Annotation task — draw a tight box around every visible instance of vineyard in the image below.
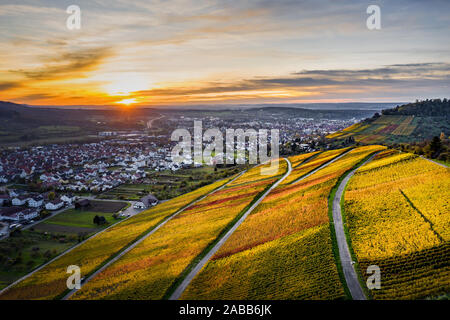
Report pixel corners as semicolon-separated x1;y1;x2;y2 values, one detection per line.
0;177;233;300
181;145;385;300
344;151;450;299
69;160;287;299
287;151;319;168
281;148;350;185
325;112;448;144
0;145;448;301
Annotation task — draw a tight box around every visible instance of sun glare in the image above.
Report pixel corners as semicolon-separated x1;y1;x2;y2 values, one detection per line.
116;98;137;105
104;73;151;96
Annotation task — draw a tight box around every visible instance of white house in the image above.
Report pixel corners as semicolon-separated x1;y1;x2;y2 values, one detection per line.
28;196;44;208
45;198;64;211
134;194;158;209
20;208;39;220
12;195;31;206
0;207;38;221
61;194;76;204
8;189;21;197
40;173;53;182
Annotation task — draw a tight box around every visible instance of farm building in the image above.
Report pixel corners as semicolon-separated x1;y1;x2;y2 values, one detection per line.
75;199;91;210
134;194;158;209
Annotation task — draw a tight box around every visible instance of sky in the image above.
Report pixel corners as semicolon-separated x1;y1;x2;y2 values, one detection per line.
0;0;449;107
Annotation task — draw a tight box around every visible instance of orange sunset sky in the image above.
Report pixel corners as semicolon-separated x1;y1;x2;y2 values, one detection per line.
0;0;449;107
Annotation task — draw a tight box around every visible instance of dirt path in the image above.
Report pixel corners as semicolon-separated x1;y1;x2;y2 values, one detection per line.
331;153;381;300
169;158;292;300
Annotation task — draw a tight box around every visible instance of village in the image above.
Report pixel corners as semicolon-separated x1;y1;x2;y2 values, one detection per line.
0;137;178;234
0;114;355;237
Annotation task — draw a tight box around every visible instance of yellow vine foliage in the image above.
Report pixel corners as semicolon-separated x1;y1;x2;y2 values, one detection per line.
70;161;288;300
181;145;385;300
281;147;350;185
227;158;286;187
0;177;234;300
288;151;319;168
345;153;450;299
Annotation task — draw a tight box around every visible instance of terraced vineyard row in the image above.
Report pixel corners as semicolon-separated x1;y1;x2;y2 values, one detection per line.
326;114;429;144
287;151;319;168
344;150;450;299
281;147;350;185
69;160;287;299
0;176;235;300
181;145;385;300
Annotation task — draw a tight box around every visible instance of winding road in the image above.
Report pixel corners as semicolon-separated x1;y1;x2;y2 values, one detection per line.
331;153;381;300
169;158;293;300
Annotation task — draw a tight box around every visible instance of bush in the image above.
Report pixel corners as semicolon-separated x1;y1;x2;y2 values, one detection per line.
43;250;52;259
438;152;448;161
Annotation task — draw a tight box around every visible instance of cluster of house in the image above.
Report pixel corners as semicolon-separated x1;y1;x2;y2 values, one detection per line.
0;140;184;192
0;189;77;222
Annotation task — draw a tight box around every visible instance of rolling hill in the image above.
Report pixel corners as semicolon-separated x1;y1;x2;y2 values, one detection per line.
326;99;450;145
0;145;448;300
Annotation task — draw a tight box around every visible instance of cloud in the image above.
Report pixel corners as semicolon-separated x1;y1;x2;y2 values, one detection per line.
16;93;59;102
293;63;450;78
11;47;113;81
132;63;450;102
0;81;22;92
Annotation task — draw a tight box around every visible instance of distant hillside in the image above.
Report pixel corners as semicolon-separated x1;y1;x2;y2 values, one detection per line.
0;100;377;146
327;99;450;144
0;101;159;146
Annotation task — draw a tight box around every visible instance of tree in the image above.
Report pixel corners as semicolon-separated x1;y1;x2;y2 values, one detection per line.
48;192;56;201
429;136;442;158
93;215;106;225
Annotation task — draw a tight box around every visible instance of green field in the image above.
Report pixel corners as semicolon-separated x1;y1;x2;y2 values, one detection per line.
0;231;76;290
0;200;127;290
40;210;116;228
32;201;127;236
